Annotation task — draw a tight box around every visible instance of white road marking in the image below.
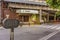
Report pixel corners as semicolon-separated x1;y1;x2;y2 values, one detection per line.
51;25;58;29
56;27;60;30
39;31;59;40
47;26;54;28
40;24;60;30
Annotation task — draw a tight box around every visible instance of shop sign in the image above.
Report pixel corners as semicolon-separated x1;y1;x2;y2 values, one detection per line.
16;9;39;14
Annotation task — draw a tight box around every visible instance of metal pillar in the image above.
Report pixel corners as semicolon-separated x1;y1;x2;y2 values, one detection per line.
0;1;1;24
39;9;42;23
47;14;49;22
1;0;4;24
10;28;14;40
54;14;56;22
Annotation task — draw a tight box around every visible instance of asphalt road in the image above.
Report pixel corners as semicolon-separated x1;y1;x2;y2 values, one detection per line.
48;32;60;40
0;24;60;40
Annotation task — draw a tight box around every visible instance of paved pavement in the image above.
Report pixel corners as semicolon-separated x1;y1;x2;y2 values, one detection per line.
0;24;60;40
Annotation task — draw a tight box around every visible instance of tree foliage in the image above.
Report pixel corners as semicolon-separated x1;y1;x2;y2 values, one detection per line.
46;0;60;17
56;11;60;17
46;0;60;9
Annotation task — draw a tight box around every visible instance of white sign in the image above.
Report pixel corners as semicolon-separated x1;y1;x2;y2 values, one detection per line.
16;9;39;14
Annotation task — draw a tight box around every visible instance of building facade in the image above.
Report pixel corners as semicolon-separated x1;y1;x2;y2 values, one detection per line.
0;0;60;25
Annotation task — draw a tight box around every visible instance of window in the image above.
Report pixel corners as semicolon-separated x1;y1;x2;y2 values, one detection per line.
19;15;29;22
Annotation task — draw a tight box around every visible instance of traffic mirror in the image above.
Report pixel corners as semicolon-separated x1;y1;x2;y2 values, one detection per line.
3;19;19;29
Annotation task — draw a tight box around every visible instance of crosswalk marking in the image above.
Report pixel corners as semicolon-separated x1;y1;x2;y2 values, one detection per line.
56;27;60;30
39;31;59;40
40;24;60;30
51;25;58;29
47;25;55;28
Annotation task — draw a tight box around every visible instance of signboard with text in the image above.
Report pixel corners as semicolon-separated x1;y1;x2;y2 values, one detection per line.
16;9;39;14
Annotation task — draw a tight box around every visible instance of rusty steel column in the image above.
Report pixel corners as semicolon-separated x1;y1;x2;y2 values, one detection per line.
0;0;1;24
0;0;4;23
1;0;4;21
